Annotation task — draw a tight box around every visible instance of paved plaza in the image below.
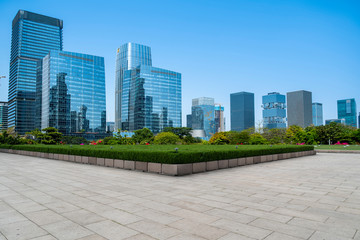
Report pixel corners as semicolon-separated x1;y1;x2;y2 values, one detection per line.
0;152;359;240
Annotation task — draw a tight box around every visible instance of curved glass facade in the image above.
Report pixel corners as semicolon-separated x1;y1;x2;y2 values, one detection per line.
120;65;181;134
115;43;181;133
8;10;63;134
41;50;106;135
115;43;152;129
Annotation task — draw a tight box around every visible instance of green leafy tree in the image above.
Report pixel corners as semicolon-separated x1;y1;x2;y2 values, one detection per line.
154;132;180;145
352;129;360;143
224;131;251;144
209;132;230;145
0;130;20;145
249;133;268;145
162;127;192;139
132;128;153;143
41;127;63;145
262;128;287;144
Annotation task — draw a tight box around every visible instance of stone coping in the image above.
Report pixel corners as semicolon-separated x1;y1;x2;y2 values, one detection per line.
0;148;316;176
316;149;360;154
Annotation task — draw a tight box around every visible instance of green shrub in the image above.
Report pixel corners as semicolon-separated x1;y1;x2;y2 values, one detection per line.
249;133;268;145
225;131;250;144
132;128;153;143
154;132;180;145
0;144;314;164
209;132;230;145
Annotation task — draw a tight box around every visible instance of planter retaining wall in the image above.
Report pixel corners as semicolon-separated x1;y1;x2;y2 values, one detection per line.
0;148;316;176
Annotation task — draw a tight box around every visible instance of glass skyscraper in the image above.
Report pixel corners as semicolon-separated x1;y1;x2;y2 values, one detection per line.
40;50;106;136
337;98;357;128
312;102;323;126
115;43;181;133
8;10;63;134
0;102;8;131
230;92;254;131
262;92;286;129
191;97;216;137
287;90;312;128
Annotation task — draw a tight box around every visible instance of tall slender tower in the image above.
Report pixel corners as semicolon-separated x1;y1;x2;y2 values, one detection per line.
115;43;152;130
115;43;181;133
8;10;63;134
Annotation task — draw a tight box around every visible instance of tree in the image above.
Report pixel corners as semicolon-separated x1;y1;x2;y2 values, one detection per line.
132;128;153;143
41;127;63;145
262;128;287;144
154;132;180;145
209;132;230;145
162;127;192;139
249;133;268;145
225;131;250;144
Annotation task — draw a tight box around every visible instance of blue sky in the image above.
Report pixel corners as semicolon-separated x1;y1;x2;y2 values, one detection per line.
0;0;359;129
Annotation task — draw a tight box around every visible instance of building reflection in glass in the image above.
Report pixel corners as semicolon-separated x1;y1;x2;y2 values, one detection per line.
116;43;181;134
40;50;106;137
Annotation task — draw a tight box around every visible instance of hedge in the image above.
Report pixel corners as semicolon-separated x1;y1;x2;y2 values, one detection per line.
0;144;314;164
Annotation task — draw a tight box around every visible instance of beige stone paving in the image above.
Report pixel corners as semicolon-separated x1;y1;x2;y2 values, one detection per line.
0;152;359;240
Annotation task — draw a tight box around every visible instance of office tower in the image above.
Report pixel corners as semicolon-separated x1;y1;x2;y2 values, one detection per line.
215;104;225;132
0;102;8;131
312;102;323;126
115;43;181;133
191;97;215;137
325;119;345;125
115;43;152;130
186;114;192;128
40;50;106;137
287;90;312;128
337;99;357;128
230;92;254;131
8;10;63;134
262;92;286;129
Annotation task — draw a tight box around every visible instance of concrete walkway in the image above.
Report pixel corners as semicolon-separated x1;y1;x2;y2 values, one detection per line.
0;152;359;240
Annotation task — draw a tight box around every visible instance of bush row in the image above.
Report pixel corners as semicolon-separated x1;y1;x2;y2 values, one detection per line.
0;144;314;164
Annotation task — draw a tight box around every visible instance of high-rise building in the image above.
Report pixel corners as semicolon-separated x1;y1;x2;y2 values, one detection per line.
287;90;312;128
8;10;63;134
186;114;192;128
191;97;215;137
312;102;323;126
325;119;345;125
0;102;8;131
115;43;181;133
230;92;254;131
115;43;152;130
215;104;225;132
39;50;106;137
262;92;286;129
337;99;357;128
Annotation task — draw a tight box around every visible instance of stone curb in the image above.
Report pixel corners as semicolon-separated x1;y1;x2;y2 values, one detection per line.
316;150;360;154
0;149;316;176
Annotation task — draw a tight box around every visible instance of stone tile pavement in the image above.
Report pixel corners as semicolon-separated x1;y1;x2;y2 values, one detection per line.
0;152;359;240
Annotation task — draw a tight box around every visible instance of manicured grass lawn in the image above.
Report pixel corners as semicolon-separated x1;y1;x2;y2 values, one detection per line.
0;144;313;164
315;145;360;151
